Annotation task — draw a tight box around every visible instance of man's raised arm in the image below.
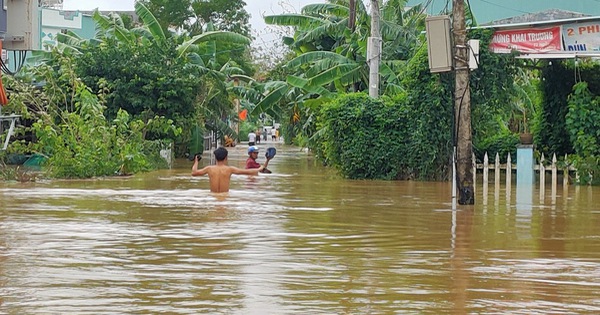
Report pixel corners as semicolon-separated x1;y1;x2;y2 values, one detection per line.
232;165;263;175
191;156;208;176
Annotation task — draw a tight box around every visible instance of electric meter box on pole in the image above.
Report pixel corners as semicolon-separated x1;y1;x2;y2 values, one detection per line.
1;0;7;36
4;0;39;50
425;15;453;73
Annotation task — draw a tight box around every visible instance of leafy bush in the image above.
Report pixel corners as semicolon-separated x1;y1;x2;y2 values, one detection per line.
399;45;453;180
567;82;600;158
3;55;175;178
76;38;201;126
473;130;519;163
566;82;600;185
32;92;152;178
569;155;600;185
317;93;409;180
309;31;526;182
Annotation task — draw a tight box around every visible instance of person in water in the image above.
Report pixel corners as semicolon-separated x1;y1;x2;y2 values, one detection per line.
246;146;272;173
192;147;264;193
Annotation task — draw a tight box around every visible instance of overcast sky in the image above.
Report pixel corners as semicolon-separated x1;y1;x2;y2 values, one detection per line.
248;0;325;47
62;0;326;45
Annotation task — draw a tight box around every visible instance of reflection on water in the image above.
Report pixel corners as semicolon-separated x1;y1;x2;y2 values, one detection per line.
1;144;600;314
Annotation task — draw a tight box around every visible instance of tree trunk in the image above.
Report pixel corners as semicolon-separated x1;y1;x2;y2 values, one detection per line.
452;0;474;205
349;0;356;31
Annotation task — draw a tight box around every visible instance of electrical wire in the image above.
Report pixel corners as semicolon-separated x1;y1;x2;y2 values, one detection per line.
479;0;531;15
1;50;28;76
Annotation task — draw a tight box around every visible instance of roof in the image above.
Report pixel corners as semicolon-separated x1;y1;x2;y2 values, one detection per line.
484;9;591;26
406;0;600;25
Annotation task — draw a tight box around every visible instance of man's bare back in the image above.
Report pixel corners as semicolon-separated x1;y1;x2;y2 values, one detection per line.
192;147;264;193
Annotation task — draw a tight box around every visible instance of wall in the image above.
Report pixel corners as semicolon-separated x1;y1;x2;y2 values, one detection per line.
40;9;83;49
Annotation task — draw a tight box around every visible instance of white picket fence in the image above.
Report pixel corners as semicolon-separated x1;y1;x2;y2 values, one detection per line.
474;152;576;196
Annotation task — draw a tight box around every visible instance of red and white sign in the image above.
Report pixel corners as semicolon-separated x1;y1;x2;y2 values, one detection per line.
562;21;600;52
490;26;562;53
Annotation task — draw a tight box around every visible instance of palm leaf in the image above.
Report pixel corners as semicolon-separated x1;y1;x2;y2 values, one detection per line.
307;63;363;87
53;41;82;55
287;51;356;68
295;18;348;45
265;14;327;28
135;2;167;45
177;31;250;58
287;75;334;97
379;19;405;41
130;27;153;39
93;11;133;44
250;84;289;116
56;32;83;47
263;80;288;91
229;85;262;102
379;62;400;84
205;118;238;140
219;62;246;77
286;75;309;89
189;124;204;156
186;52;206;67
301;3;349;16
229;74;255;84
27;50;53;64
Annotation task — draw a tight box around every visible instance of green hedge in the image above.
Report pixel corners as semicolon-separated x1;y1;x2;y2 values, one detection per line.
317;93;409;180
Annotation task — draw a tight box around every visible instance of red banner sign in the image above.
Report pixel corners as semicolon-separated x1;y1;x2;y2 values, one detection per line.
490;27;562;53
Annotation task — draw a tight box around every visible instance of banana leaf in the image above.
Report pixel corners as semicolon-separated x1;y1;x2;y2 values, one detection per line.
135;2;167;46
189;124;204;157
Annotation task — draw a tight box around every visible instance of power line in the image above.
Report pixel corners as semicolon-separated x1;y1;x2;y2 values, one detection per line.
479;0;532;15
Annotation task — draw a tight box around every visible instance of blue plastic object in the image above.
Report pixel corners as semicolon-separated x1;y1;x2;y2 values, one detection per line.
265;147;276;159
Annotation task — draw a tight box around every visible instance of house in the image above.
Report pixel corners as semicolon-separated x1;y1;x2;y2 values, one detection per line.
40;9;95;50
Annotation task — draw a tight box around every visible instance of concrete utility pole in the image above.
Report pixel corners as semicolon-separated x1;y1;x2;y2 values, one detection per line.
452;0;475;204
368;0;381;98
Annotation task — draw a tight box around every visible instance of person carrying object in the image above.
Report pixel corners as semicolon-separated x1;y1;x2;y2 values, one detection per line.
245;146;272;174
192;147;265;193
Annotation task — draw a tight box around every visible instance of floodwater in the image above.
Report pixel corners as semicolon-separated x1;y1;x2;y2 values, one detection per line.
1;143;599;314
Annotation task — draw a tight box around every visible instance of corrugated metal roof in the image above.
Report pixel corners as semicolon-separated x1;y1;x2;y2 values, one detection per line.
406;0;600;24
483;9;590;26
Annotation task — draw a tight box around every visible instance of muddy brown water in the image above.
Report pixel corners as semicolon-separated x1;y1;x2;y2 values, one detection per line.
1;143;599;314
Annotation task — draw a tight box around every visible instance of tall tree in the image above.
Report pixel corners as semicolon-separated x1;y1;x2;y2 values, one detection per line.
137;0;193;31
138;0;251;38
138;0;254;75
189;0;251;37
264;0;424;97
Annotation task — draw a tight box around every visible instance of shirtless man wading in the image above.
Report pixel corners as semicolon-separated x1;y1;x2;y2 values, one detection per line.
191;147;265;193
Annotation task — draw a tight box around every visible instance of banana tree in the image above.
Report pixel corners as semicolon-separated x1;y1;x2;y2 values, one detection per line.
265;0;418;97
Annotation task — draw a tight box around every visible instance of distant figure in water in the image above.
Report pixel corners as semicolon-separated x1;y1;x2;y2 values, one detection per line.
192;147;264;193
246;146;272;173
